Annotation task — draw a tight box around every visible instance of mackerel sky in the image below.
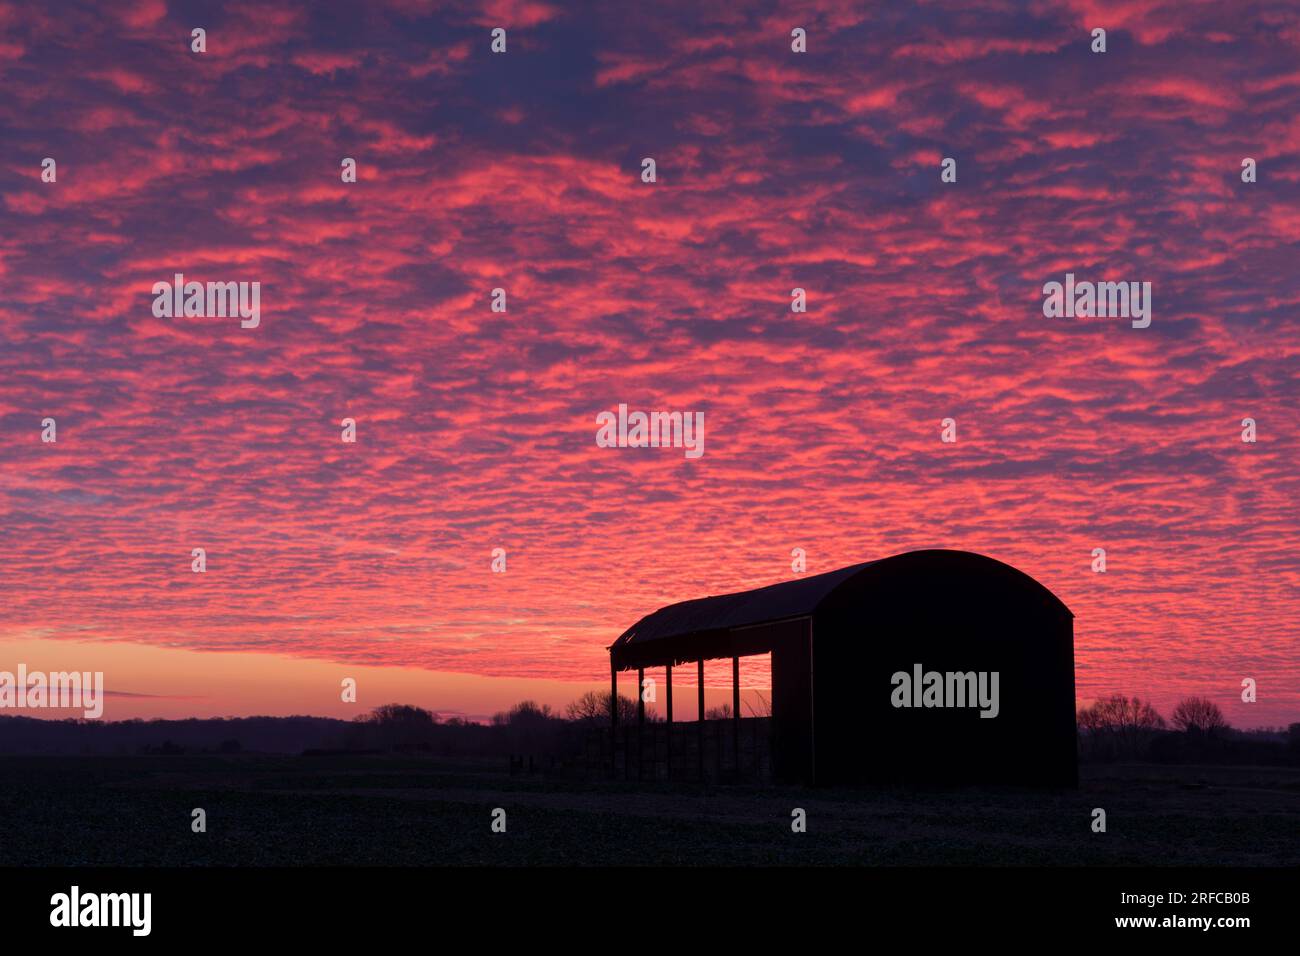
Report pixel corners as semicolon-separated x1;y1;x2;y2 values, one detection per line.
2;0;1297;725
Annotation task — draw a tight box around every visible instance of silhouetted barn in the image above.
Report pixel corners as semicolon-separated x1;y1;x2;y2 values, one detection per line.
609;550;1076;787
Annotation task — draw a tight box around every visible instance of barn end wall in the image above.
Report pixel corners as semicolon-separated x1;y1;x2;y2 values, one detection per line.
810;556;1077;788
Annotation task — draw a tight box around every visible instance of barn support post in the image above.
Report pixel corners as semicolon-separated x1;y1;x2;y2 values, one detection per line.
665;664;673;779
697;658;706;781
732;655;741;775
637;666;645;780
715;720;722;777
609;658;618;777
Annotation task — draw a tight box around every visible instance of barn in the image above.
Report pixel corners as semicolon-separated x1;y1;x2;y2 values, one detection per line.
608;549;1077;787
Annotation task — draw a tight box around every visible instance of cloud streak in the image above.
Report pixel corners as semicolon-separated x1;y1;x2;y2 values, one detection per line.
1;0;1297;726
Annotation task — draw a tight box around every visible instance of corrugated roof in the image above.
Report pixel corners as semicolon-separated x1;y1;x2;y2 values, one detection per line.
609;550;1073;662
613;559;877;647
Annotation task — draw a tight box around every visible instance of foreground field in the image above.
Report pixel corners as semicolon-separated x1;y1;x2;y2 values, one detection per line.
1;756;1296;866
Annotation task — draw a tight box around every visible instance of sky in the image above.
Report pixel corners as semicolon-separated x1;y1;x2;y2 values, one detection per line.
1;0;1297;727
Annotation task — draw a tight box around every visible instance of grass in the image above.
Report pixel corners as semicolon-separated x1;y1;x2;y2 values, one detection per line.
1;755;1296;866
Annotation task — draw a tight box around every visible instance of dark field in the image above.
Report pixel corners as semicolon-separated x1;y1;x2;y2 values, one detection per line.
1;755;1296;866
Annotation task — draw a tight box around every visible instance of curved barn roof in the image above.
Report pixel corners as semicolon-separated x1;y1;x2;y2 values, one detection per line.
609;549;1071;667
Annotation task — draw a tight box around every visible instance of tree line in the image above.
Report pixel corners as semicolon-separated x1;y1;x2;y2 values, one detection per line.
1076;694;1300;764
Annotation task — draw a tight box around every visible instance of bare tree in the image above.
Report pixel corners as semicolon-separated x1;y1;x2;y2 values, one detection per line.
564;691;638;724
354;703;438;751
1077;694;1165;759
490;700;563;754
1171;697;1228;735
491;700;555;727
